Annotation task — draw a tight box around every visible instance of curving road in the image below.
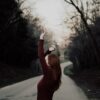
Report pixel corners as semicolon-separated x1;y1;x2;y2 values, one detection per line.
0;62;88;100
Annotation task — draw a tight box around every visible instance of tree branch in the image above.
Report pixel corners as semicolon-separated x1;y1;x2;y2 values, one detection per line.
64;0;100;65
70;0;74;4
64;0;72;4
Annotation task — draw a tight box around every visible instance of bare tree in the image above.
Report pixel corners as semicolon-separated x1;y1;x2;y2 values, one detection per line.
64;0;100;65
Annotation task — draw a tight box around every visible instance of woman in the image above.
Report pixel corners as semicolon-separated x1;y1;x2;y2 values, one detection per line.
37;32;61;100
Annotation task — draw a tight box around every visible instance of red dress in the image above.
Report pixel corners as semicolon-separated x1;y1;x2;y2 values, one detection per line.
37;40;57;100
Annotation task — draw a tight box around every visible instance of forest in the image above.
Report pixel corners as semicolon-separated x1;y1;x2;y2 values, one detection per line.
0;0;100;99
64;0;100;99
0;0;40;87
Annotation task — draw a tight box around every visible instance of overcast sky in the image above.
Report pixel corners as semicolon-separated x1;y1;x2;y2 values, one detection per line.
20;0;94;46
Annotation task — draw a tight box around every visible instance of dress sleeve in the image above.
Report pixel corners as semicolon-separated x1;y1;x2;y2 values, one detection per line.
44;50;51;57
38;40;49;74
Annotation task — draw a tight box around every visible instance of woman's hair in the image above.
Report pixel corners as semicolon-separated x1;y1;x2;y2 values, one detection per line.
48;54;61;91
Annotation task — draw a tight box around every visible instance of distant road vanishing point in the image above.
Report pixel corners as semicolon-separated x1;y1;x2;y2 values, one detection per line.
0;62;88;100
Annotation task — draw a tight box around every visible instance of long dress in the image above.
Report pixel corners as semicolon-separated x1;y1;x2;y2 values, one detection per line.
37;40;57;100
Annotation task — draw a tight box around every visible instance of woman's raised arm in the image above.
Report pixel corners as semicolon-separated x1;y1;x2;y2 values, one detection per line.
38;33;49;75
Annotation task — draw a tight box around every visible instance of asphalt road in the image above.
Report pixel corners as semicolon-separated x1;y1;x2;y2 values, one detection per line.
0;62;88;100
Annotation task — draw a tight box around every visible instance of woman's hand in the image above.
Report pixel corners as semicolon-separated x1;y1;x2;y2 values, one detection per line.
49;45;56;51
40;32;45;40
40;26;47;40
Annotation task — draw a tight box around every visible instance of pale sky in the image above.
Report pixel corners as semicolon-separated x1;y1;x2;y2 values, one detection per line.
20;0;95;46
20;0;75;45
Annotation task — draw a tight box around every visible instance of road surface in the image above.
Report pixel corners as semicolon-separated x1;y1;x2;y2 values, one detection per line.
0;62;88;100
